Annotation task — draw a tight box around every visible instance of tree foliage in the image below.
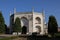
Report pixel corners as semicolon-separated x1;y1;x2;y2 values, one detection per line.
5;24;10;34
48;15;58;34
0;12;5;33
13;17;21;32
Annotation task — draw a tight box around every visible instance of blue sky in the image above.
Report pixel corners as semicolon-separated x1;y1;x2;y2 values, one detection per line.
0;0;60;26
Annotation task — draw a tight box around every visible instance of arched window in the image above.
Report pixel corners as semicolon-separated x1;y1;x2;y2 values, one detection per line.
36;26;41;33
35;17;41;24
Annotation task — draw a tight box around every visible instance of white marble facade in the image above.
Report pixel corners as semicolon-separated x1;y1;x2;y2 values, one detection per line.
10;9;47;35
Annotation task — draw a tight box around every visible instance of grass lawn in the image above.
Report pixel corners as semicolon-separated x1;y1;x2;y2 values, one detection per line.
0;36;19;40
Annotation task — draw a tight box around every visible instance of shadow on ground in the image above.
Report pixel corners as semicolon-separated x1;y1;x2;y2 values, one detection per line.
19;34;60;40
27;35;60;40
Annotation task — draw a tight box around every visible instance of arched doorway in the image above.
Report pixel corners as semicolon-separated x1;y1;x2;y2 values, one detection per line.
22;26;27;34
36;26;41;34
21;17;29;34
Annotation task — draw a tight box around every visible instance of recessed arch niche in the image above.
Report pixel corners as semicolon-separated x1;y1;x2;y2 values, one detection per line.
35;17;41;24
36;26;41;34
21;17;29;34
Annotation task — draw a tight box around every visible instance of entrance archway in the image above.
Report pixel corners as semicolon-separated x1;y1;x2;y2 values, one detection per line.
21;17;29;34
22;26;27;34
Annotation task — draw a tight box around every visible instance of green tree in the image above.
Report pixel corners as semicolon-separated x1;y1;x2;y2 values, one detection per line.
0;12;5;33
5;24;10;34
48;15;58;35
13;17;21;33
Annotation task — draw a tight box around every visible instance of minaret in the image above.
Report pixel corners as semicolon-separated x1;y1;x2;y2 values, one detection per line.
32;7;34;13
32;7;34;33
42;9;44;16
10;11;12;16
42;9;45;19
42;9;45;34
42;9;45;22
14;8;16;14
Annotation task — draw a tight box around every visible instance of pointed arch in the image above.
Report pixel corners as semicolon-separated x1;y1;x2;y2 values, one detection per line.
36;26;41;34
35;17;41;24
21;17;29;33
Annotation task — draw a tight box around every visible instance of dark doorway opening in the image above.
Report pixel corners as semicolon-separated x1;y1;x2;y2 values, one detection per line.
22;26;27;34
